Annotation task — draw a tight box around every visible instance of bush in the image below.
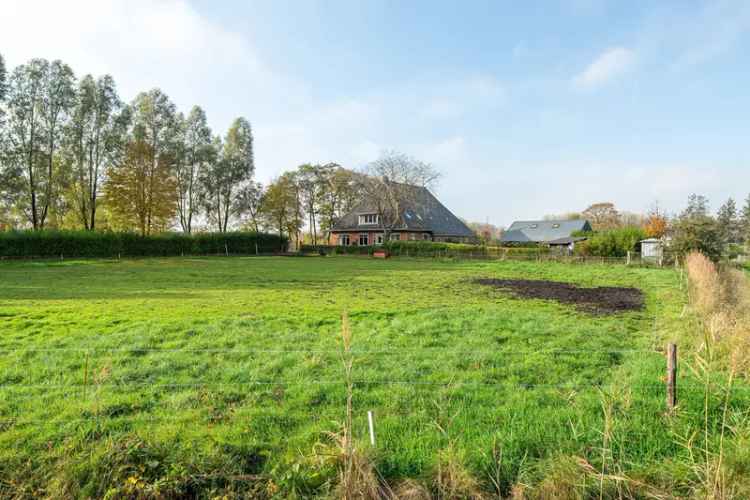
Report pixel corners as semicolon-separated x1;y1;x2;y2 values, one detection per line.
0;230;288;259
574;227;646;257
300;241;548;258
671;215;723;261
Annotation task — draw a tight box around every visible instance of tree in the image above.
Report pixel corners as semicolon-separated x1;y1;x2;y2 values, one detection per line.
581;202;620;230
716;197;740;244
358;151;440;240
233;180;265;233
130;89;179;231
318;166;358;238
65;74;128;230
296;163;336;245
0;52;7;103
672;194;722;261
262;173;300;247
741;194;750;244
681;194;709;218
38;60;76;229
104;139;177;235
175;106;212;233
202;117;254;232
643;202;668;238
4;59;51;229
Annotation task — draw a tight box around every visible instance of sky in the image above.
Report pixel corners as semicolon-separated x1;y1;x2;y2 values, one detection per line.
2;0;750;226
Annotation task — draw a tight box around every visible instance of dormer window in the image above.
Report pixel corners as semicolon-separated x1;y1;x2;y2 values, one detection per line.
359;213;378;225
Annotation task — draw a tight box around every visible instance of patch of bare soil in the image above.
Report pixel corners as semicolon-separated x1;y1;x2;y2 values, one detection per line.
474;278;644;315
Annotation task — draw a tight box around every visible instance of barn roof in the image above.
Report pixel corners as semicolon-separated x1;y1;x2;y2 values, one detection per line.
501;220;592;243
331;183;475;237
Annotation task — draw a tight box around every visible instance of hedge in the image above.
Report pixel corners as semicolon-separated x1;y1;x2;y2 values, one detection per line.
0;230;288;259
573;227;646;257
300;241;548;257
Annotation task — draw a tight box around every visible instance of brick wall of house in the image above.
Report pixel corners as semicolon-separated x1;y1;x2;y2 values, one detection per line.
329;231;432;245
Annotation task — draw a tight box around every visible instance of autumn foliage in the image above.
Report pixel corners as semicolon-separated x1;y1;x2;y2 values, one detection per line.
643;213;668;238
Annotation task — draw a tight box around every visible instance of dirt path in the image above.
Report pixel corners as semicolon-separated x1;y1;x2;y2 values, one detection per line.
475;278;644;315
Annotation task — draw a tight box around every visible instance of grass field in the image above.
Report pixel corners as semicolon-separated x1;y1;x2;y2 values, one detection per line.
0;256;746;498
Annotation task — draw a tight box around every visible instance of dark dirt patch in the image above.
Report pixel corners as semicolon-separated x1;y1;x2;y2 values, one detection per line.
475;278;644;315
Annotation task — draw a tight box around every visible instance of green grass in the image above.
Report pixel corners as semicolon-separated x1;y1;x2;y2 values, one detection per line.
0;256;746;497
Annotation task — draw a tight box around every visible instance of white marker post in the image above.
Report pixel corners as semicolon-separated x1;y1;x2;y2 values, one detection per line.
367;410;375;446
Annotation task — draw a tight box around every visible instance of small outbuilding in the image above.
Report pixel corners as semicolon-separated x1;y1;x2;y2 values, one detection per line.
640;238;663;261
547;236;588;254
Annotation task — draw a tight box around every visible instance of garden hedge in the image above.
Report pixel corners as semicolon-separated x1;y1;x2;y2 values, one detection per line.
0;230;288;258
301;241;548;257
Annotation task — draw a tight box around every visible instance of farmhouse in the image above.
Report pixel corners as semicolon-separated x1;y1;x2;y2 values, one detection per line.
329;183;475;245
501;219;592;246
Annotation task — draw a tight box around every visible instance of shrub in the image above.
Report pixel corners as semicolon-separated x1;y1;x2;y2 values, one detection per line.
671;215;723;261
575;227;646;257
300;241;549;258
0;230;287;258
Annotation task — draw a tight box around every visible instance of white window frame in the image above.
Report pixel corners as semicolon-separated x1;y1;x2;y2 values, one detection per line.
359;233;369;246
389;233;400;241
375;233;384;245
358;213;378;225
339;234;350;246
422;233;431;240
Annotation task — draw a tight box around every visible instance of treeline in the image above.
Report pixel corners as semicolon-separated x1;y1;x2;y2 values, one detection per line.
568;195;750;260
0;54;250;234
0;53;374;244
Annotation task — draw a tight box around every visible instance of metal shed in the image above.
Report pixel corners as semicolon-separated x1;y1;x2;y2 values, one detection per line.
640;238;663;260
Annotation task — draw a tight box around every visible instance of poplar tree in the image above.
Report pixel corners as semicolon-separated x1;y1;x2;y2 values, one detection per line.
66;74;129;230
175;106;212;233
202;117;254;232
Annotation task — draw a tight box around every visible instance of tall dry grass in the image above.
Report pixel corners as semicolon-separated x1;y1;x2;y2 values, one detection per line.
684;251;750;372
682;252;750;498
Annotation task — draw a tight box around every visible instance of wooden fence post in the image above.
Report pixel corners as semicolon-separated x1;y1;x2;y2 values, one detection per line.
626;251;631;266
666;343;677;411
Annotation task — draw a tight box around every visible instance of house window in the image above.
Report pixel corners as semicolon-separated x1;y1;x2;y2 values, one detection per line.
389;233;400;241
359;233;369;246
375;234;384;245
409;233;417;240
358;213;378;225
422;233;431;241
339;234;350;246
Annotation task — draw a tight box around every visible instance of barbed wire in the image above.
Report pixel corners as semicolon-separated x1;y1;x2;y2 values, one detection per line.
0;379;744;391
1;383;744;428
0;346;663;355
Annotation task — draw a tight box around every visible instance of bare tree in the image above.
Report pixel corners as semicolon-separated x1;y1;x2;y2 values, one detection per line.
358;151;440;239
582;202;621;230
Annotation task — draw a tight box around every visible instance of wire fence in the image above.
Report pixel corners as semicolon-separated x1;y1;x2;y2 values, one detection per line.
2;343;745;435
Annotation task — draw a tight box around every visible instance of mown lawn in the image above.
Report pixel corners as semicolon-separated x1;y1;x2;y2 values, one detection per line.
0;256;743;497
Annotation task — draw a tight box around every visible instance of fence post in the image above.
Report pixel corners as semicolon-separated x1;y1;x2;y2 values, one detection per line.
666;343;677;411
626;251;631;266
367;410;376;446
225;243;229;257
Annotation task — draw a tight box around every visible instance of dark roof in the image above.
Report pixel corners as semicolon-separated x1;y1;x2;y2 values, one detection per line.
501;220;592;243
331;183;474;237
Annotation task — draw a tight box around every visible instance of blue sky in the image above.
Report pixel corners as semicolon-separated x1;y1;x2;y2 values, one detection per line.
3;0;750;225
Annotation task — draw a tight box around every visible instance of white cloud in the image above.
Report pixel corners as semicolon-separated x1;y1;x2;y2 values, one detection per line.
572;47;636;89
